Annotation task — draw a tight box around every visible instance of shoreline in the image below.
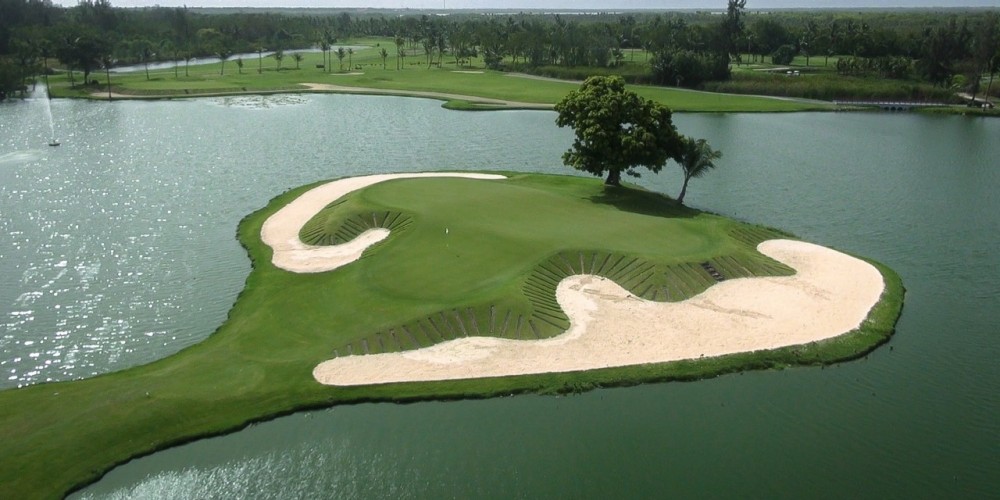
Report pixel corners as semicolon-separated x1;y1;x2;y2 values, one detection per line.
259;173;886;387
87;82;555;109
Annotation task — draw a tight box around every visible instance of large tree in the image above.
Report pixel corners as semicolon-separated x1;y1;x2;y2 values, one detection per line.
554;76;683;187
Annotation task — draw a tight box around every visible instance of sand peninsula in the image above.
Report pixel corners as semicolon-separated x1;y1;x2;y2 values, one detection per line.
260;172;887;387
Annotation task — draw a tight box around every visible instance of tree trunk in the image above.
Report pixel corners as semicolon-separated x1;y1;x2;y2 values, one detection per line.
677;176;691;205
970;68;979;106
106;67;112;101
605;169;622;186
985;70;995;107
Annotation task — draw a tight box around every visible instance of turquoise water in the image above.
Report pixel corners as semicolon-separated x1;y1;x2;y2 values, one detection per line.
2;95;997;498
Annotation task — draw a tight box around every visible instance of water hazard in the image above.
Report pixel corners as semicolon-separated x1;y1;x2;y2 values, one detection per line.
0;93;568;388
2;95;998;498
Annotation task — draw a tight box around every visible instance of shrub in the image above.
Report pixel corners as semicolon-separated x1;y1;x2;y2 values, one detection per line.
651;50;729;88
771;45;796;65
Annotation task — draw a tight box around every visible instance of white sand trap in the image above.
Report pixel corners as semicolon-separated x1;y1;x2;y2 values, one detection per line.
452;70;485;74
261;173;506;273
260;172;885;386
330;72;364;76
312;239;885;386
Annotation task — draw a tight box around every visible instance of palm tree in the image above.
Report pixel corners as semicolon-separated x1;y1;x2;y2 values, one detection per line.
272;49;284;71
319;39;331;70
336;47;346;71
436;34;447;68
133;39;153;80
102;54;114;100
217;48;232;76
347;47;354;70
235;57;243;74
323;29;336;73
292;52;304;69
380;47;388;69
422;36;434;67
676;137;723;205
159;39;178;78
394;35;405;70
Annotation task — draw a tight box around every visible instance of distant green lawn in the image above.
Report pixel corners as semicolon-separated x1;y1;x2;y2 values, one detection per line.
0;173;902;499
48;38;833;112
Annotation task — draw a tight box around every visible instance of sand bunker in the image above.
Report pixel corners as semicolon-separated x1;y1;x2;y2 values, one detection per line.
260;173;885;386
312;239;884;385
261;173;506;273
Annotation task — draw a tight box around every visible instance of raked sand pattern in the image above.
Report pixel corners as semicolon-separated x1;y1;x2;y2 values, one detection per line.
260;173;885;386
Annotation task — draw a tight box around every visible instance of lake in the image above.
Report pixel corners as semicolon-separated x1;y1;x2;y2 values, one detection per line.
1;93;997;498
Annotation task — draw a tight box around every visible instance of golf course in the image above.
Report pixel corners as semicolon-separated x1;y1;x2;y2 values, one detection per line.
0;171;903;499
48;37;836;113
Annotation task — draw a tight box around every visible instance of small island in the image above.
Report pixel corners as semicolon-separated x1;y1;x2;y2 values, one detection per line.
0;169;904;499
265;172;894;387
0;74;903;500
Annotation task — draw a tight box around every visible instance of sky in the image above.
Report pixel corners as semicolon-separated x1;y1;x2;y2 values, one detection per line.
49;0;1000;9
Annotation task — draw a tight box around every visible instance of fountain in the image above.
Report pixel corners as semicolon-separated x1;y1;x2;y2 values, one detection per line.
39;77;59;146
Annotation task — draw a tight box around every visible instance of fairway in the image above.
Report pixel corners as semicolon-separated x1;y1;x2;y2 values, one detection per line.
0;172;902;499
47;38;834;113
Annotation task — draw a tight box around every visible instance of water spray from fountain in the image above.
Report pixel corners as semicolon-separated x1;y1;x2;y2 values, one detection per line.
40;73;59;146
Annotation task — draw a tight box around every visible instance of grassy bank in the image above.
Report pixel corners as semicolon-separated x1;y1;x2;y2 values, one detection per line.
45;38;830;113
40;37;994;115
0;173;903;499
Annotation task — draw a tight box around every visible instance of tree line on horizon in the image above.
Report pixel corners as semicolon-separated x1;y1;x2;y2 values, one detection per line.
1;0;998;102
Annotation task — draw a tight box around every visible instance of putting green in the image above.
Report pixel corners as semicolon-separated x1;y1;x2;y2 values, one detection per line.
0;172;903;499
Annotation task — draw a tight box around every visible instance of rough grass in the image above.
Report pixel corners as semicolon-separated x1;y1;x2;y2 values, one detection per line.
0;172;903;499
707;70;957;103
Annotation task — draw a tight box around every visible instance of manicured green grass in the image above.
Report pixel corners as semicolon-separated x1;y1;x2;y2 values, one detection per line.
46;37;832;113
0;172;902;499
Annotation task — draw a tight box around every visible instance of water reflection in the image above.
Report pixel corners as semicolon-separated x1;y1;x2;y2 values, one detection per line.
0;94;568;388
5;96;999;498
210;94;309;109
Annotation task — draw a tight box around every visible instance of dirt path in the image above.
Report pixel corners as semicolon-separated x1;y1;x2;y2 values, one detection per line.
299;82;552;109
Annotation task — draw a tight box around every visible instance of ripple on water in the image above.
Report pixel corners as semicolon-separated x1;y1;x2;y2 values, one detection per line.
210;94;309;109
77;437;424;500
0;150;42;165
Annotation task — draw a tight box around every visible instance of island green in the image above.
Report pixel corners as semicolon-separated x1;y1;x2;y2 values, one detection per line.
0;173;902;499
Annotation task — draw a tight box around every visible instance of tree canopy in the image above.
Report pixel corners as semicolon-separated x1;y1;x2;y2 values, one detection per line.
554;75;683;186
0;1;996;99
